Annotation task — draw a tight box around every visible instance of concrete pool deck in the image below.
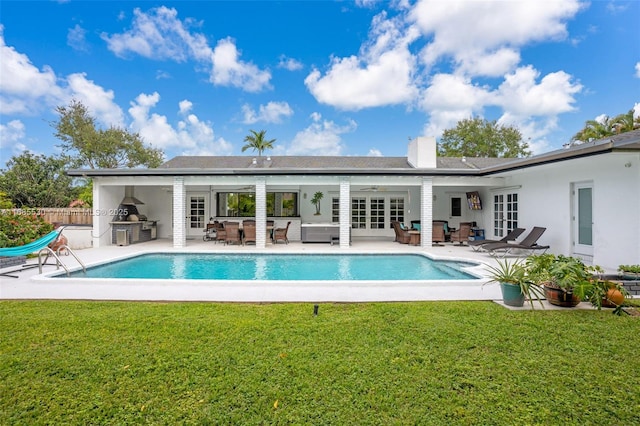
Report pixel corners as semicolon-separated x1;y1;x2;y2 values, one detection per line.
0;238;598;308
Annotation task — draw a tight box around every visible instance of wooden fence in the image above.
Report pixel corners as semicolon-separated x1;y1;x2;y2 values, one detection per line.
1;208;93;225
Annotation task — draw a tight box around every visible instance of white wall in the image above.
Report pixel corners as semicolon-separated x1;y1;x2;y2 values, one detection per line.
499;152;640;271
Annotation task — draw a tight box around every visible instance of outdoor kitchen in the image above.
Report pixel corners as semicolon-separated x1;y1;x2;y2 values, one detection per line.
110;186;158;246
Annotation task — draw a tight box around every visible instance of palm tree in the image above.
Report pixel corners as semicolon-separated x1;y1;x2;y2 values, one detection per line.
612;109;640;134
571;117;615;143
241;129;275;157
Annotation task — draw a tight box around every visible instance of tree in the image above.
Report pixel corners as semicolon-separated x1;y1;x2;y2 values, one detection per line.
241;129;275;157
438;118;531;158
571;108;640;144
52;99;164;169
0;152;78;207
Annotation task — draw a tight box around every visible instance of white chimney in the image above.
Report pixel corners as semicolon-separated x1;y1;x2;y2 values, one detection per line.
407;136;437;168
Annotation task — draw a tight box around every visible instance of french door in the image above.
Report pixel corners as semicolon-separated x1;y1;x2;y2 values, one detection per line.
492;192;518;238
186;192;210;238
572;182;593;257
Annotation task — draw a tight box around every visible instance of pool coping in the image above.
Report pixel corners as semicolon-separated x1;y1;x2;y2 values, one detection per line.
11;246;499;302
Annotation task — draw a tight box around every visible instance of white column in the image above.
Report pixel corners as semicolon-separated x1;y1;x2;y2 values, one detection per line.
339;177;351;249
172;176;186;248
255;177;267;248
92;180;103;248
421;177;433;248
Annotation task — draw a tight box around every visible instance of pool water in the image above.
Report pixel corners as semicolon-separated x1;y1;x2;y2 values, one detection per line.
66;253;478;281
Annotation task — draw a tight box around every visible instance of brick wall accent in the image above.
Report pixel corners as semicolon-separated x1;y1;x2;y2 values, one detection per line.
255;177;267;248
420;177;433;248
172;177;185;248
339;177;351;248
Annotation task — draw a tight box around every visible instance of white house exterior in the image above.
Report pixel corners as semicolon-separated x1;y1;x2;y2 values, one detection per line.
68;130;640;272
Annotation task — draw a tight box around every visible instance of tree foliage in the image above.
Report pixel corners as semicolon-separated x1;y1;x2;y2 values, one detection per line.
0;152;78;207
52;100;164;169
571;108;640;143
438;117;531;158
241;129;275;157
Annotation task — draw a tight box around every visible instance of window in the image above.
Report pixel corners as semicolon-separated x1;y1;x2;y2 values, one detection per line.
216;192;298;217
351;197;366;229
451;197;462;217
370;198;385;229
390;197;404;227
332;197;339;223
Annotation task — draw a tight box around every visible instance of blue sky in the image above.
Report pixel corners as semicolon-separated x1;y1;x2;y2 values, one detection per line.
1;0;639;164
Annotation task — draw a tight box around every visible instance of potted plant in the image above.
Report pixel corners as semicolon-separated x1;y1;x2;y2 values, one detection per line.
311;191;324;216
484;259;544;308
526;254;599;307
584;278;628;312
618;264;640;280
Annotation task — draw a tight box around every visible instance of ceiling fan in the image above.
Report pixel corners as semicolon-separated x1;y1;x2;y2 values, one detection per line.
360;186;387;192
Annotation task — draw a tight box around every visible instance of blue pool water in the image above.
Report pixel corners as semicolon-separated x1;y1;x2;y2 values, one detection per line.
65;253;478;281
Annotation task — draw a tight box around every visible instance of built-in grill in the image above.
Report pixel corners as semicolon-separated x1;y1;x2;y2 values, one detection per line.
111;186;158;245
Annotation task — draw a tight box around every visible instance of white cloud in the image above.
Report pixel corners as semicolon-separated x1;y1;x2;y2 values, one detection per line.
411;0;583;76
635;62;640;78
67;24;89;52
128;92;232;156
178;99;192;114
102;6;211;62
102;7;271;92
66;73;125;127
210;37;272;92
277;55;303;71
367;148;383;157
0;119;25;150
0;26;64;115
305;12;419;110
495;66;582;116
287;113;357;155
241;101;293;124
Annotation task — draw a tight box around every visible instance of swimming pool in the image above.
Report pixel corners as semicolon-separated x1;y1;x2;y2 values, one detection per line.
64;253;478;281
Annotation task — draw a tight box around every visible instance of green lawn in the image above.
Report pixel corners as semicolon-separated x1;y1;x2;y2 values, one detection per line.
1;301;639;425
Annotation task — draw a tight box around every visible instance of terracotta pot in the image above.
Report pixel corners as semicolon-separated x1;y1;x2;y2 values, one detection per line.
544;284;581;307
602;288;625;308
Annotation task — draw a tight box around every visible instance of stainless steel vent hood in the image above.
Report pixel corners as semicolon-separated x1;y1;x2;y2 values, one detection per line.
120;186;144;205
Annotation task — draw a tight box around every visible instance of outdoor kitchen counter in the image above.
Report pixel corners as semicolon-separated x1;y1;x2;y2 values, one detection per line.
110;221;158;245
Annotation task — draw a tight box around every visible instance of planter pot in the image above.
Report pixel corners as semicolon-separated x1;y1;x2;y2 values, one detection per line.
620;272;640;280
500;282;525;307
602;288;625;308
544;284;581;307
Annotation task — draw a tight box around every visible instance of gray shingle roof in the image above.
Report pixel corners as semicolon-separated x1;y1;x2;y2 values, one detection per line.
158;155;513;170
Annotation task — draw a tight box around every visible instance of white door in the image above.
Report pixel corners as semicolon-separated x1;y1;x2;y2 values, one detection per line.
186;192;210;238
572;182;593;257
492;192;519;239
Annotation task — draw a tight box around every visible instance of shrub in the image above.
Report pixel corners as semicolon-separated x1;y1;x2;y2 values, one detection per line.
0;211;54;248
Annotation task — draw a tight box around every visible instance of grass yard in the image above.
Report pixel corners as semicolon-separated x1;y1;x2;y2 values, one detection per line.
1;300;639;425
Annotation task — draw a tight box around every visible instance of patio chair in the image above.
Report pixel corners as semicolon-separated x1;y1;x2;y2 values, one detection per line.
468;227;526;252
203;222;217;241
484;227;549;257
273;221;291;244
432;221;446;246
214;222;227;244
450;222;472;245
391;221;411;244
224;222;242;245
267;220;275;242
242;221;256;245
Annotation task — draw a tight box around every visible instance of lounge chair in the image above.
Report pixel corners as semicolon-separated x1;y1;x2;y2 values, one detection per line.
224;222;242;245
484;226;549;257
391;221;411;244
450;222;472;245
432;221;446;246
273;221;291;244
242;221;256;245
468;227;526;252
